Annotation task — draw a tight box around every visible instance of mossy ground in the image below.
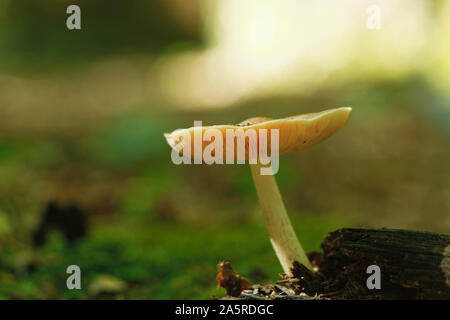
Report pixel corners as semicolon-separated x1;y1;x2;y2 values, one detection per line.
0;214;346;299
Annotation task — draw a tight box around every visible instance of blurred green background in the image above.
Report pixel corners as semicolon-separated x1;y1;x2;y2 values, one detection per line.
0;0;449;299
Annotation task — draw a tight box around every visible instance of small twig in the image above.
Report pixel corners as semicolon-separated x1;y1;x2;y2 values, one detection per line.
240;292;266;300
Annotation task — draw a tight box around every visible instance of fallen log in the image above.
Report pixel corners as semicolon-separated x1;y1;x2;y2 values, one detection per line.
314;228;450;299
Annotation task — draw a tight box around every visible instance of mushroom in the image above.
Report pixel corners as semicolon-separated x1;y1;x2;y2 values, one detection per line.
164;107;352;275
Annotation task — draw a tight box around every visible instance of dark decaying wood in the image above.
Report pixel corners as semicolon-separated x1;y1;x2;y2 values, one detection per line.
314;228;450;299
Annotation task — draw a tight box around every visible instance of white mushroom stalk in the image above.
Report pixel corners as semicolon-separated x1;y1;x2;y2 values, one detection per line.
250;163;313;274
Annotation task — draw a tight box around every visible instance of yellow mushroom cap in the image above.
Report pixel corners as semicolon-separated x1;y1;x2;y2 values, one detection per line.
164;107;351;162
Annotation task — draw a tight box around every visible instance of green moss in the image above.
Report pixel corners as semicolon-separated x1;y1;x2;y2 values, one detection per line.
0;214;347;299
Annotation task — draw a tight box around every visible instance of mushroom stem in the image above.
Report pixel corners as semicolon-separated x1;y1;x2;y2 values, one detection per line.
250;163;313;275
